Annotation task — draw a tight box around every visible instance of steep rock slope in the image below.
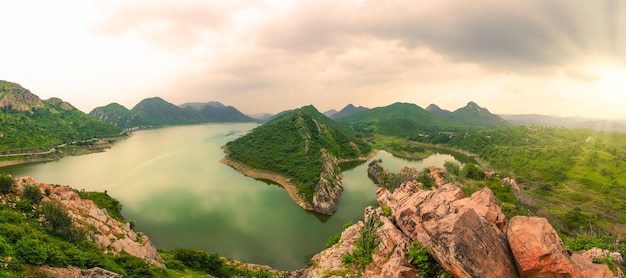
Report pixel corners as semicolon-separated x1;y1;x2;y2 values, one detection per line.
224;105;372;215
15;177;164;266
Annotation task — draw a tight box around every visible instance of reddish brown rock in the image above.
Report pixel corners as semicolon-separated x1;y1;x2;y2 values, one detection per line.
378;183;518;278
507;216;621;278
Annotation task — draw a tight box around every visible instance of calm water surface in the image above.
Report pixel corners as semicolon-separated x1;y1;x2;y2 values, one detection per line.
2;123;460;270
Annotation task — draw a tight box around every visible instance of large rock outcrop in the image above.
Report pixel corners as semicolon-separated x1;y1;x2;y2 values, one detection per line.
16;177;164;267
507;216;623;278
312;150;344;215
298;164;624;278
377;182;517;277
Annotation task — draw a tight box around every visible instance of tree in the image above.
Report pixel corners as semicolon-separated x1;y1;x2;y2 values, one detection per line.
0;174;14;194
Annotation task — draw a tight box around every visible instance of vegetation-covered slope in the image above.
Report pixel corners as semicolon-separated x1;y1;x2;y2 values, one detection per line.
225;105;372;202
337;102;454;136
89;103;149;129
414;126;626;234
446;101;511;129
0;81;120;151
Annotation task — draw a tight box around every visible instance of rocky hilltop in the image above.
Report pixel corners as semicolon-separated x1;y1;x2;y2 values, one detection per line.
296;166;624;277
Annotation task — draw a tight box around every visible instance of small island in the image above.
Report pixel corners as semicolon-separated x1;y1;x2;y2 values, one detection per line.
222;105;373;215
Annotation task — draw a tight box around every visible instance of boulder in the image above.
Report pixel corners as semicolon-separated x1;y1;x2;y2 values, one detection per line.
378;183;519;277
507;216;621;278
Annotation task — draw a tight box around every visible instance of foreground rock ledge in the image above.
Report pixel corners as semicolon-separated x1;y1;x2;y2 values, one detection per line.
296;168;625;278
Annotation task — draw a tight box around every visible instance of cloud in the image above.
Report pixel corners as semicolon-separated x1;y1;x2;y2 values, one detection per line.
87;0;626;117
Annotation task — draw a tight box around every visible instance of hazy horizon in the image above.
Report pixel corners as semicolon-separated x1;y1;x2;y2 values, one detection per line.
1;0;625;118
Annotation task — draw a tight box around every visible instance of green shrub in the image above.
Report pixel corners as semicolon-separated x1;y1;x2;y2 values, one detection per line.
15;238;50;266
15;199;34;213
406;241;448;277
341;216;380;270
22;185;43;203
171;248;225;276
381;206;392;217
463;163;485;180
42;202;82;243
0;174;14;195
77;191;125;222
0;236;12;257
326;233;341;248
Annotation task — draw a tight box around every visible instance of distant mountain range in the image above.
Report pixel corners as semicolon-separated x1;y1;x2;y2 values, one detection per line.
90;98;255;129
499;114;626;133
337;101;510;136
330;104;369;119
0;80;120;150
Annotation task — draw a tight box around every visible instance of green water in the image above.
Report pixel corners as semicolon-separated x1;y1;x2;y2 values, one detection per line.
1;123;461;270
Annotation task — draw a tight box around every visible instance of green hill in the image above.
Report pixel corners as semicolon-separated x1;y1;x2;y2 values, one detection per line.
185;102;256;122
225;105;372;214
330;104;368;119
90;99;255;128
446;102;511;129
0;80;120;151
89;103;149;129
337;102;453;136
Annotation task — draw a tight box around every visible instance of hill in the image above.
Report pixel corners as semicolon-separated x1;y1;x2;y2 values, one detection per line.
500;114;626;133
223;105;373;215
446;101;511;129
90;99;255;128
89;103;149;129
337;102;452;136
425;104;453;118
330;104;368;119
0;80;120;151
182;102;256;122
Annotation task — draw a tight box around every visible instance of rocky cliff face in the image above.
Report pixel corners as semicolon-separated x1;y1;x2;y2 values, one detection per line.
312;150;344;215
15;177;164;267
0;80;45;111
297;166;624;278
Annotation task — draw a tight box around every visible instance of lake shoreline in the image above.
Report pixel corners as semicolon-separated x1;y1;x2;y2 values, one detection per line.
220;157;315;211
220;149;379;212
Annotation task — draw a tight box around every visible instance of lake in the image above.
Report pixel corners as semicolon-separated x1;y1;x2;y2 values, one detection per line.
1;123;462;270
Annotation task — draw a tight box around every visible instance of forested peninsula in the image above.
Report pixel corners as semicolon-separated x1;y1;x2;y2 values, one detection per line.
223;105;373;215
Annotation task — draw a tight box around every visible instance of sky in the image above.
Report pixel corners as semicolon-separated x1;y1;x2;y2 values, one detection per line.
1;0;625;119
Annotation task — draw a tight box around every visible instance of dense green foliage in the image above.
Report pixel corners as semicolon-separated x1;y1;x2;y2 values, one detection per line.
226;105;372;202
0;174;14;194
338;102;509;138
0;81;120;151
160;248;280;277
406;241;449;278
77;190;125;222
89;98;255;129
42;202;82;243
342;216;381;270
22;184;43;203
419;126;626;233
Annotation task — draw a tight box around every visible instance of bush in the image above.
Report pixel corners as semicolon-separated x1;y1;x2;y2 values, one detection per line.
406;241;448;277
326;233;341;248
341;216;380;270
171;248;225;276
463;163;485;180
42;202;82;243
0;174;14;194
381;206;392;217
15;199;34;212
22;185;43;203
15;238;50;266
